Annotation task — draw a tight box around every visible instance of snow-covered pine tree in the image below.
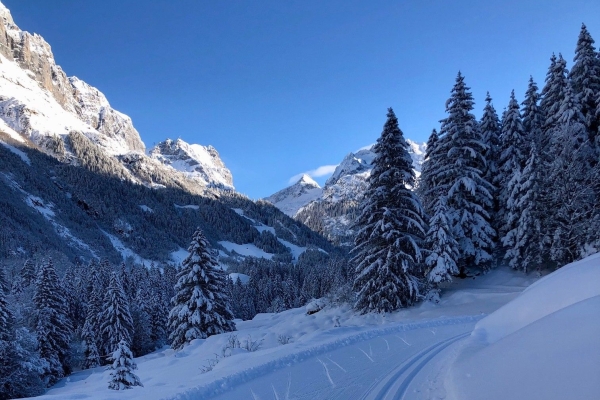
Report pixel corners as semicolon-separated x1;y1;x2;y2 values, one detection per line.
107;339;142;390
540;54;569;152
352;108;427;313
431;73;495;274
20;259;37;288
81;324;101;370
418;129;440;216
570;24;600;142
548;82;597;266
131;287;153;357
99;272;133;360
503;143;544;272
522;77;544;151
479;92;502;254
424;196;459;285
498;90;527;239
168;228;236;350
0;270;12;341
33;258;73;385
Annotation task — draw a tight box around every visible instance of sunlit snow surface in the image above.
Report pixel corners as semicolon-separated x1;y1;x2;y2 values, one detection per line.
38;257;600;399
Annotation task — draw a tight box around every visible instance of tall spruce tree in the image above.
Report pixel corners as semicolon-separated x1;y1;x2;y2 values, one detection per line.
352;108;427;313
570;24;600;142
418;129;440;217
498;90;527;239
503;144;544;272
168;228;236;350
99;272;133;359
430;73;495;274
548;82;597;265
424;196;459;285
540;54;569;151
33;259;72;385
522;77;544;151
479;92;502;253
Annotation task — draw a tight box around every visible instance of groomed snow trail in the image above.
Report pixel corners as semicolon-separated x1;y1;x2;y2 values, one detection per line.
200;320;475;400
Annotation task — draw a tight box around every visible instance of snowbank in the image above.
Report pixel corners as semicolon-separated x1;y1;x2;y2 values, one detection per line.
448;253;600;400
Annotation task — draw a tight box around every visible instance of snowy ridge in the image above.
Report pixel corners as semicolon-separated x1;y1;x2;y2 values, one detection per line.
149;138;234;190
0;1;235;193
264;174;323;217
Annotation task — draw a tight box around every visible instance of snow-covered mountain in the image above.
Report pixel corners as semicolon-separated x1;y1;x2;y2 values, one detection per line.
0;1;232;192
149;138;234;190
0;0;334;266
267;139;426;244
264;174;323;217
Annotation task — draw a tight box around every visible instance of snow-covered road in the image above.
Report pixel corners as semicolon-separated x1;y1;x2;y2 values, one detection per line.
208;321;475;400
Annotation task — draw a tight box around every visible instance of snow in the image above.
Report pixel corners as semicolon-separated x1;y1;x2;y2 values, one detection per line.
0;54;131;155
277;238;307;261
102;230;154;266
25;194;55;218
0;117;25;142
170;248;189;265
218;241;274;260
228;272;250;284
138;205;153;213
470;251;600;344
33;266;541;400
264;174;323;217
174;204;199;210
0;140;30;164
149;139;234;190
447;253;600;400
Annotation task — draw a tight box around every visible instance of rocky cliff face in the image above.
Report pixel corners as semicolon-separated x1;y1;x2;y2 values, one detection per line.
0;1;235;193
0;1;144;154
149;138;234;190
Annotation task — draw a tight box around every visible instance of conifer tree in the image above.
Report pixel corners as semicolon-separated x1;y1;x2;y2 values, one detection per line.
107;339;142;390
498;90;527;238
548;82;597;265
479;93;502;248
0;270;12;341
570;24;600;142
81;324;101;370
20;259;37;288
540;54;569;150
33;258;72;385
522;77;544;151
418;129;440;216
352;108;427;313
424;196;459;285
99;272;133;359
431;73;495;273
503;144;544;272
169;228;236;350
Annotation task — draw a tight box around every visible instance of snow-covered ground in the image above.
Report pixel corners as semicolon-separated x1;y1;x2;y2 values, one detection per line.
33;254;599;400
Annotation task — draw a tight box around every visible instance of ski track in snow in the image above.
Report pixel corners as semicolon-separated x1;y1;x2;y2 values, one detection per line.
192;317;479;400
361;332;469;400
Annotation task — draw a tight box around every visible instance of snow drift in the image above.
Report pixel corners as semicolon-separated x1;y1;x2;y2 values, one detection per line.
448;252;600;400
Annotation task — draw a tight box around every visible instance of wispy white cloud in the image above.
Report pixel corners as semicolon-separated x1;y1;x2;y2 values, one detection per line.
356;143;375;152
288;164;338;184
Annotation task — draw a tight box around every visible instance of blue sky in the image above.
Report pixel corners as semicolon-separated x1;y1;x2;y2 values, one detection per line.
4;0;600;198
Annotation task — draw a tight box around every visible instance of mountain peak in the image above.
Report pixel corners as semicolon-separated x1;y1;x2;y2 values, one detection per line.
297;174;320;188
149;138;234;190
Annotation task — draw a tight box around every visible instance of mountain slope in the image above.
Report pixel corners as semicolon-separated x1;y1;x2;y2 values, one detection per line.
264;174;323;217
0;0;337;269
267;139;426;244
